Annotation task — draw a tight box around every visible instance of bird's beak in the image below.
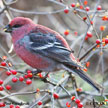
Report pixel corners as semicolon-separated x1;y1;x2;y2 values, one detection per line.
3;24;12;33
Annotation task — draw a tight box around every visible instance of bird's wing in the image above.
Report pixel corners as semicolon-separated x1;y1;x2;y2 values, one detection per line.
24;28;81;68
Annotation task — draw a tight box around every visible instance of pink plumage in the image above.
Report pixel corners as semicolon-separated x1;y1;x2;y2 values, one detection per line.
4;17;102;91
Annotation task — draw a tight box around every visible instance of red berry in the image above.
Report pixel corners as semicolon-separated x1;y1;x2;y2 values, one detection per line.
84;0;88;5
87;32;92;38
78;103;83;108
85;7;90;11
66;102;69;106
100;26;105;31
37;101;42;105
11;70;17;75
27;70;32;74
78;88;82;92
24;74;28;79
2;102;5;107
66;102;71;107
71;96;75;100
2;56;7;60
80;5;83;9
26;79;32;85
97;5;101;10
53;93;59;99
85;36;88;40
0;102;5;107
1;62;6;66
71;3;75;7
64;9;69;14
6;71;11;76
38;73;43;78
96;39;101;44
6;85;11;90
15;105;20;108
36;88;40;92
0;86;4;91
19;76;24;82
83;17;87;21
102;16;108;21
76;88;83;92
105;38;108;44
75;99;80;104
10;104;14;108
12;77;18;83
27;73;33;78
105;99;108;102
74;31;78;36
90;21;93;25
0;80;3;85
86;62;90;67
64;30;69;36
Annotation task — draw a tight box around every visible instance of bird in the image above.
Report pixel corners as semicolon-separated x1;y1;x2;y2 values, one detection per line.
4;17;102;92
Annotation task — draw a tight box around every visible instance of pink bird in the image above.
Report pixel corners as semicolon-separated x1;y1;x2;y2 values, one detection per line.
4;17;102;91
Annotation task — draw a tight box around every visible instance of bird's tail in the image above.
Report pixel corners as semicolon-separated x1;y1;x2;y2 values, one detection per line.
73;68;103;92
64;65;103;92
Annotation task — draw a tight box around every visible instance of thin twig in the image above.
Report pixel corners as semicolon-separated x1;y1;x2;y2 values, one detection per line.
79;43;97;61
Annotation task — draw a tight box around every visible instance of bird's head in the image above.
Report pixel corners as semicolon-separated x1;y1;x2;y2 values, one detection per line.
3;17;34;33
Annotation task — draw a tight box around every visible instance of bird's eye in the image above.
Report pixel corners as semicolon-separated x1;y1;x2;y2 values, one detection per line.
13;24;22;28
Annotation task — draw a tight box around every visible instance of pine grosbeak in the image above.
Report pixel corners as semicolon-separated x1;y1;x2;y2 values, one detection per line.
4;17;102;91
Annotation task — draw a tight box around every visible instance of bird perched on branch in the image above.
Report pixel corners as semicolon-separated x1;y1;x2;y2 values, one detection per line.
4;17;102;92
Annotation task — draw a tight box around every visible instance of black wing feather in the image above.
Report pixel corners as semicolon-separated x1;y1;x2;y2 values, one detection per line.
25;31;80;68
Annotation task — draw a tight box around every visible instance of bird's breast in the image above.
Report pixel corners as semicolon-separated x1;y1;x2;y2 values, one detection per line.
13;42;57;71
